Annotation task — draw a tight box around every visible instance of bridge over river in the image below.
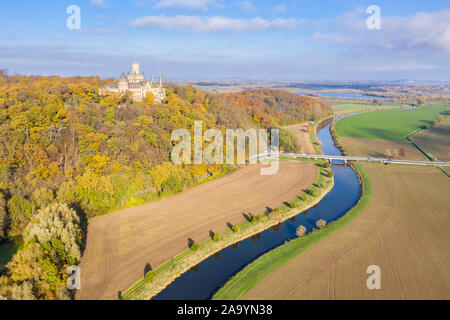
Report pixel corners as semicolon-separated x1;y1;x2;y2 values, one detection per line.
253;153;450;167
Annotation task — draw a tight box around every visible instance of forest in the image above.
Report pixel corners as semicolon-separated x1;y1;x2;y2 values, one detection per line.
0;70;330;299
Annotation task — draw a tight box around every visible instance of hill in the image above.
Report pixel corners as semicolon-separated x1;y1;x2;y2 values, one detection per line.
0;73;330;299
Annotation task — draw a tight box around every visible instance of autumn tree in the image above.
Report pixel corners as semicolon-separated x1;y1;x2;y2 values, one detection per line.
0;193;7;240
296;225;307;237
316;219;327;229
145;92;155;105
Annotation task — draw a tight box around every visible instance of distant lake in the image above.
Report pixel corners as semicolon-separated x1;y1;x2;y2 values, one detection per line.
295;91;384;99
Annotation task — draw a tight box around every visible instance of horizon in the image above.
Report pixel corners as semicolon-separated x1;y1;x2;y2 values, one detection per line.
1;0;450;81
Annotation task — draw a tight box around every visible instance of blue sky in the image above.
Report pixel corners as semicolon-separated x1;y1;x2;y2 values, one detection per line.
1;0;449;80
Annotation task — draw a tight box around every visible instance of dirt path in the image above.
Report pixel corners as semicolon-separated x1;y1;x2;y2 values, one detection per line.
284;122;316;154
76;161;317;300
243;164;450;299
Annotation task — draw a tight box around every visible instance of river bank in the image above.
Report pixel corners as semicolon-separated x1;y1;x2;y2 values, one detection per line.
122;159;334;300
212;116;369;300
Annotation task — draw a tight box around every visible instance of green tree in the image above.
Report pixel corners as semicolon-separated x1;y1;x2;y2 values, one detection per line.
7;195;33;233
279;128;302;153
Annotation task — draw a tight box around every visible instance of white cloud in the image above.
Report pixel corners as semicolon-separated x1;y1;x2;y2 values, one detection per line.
274;4;286;13
130;15;301;32
381;10;450;53
334;8;450;54
155;0;220;11
91;0;108;8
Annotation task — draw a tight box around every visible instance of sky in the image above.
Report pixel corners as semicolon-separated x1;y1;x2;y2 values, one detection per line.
0;0;449;81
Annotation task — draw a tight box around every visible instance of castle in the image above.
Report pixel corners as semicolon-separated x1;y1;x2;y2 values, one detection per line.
100;62;166;102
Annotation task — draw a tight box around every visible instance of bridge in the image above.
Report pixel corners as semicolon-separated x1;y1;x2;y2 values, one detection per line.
251;153;450;167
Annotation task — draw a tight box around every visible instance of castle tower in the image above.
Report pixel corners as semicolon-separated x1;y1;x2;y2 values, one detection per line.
118;73;127;90
132;62;140;75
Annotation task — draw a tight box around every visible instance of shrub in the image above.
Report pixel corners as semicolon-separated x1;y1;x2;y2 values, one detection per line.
212;233;220;242
308;188;319;197
279;128;302;153
256;214;263;222
316;219;327;229
190;241;199;251
288;201;296;208
322;162;330;168
249;214;257;223
145;271;154;282
327;170;333;178
296;225;307;237
231;225;239;233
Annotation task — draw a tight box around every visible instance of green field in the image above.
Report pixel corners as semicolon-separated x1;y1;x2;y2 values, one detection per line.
335;105;450;142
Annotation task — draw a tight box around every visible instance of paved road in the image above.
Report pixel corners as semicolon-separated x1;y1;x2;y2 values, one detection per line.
252;152;450;167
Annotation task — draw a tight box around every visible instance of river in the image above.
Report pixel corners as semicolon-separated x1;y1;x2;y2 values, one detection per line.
153;117;361;300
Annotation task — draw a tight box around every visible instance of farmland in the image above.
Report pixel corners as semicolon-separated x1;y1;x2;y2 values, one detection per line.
413;116;450;161
335;105;449;141
330;103;402;113
214;107;450;300
340;137;424;160
224;164;450;300
76;161;318;300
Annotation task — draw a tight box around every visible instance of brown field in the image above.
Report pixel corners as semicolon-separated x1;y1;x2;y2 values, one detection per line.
285;122;315;154
413;117;450;162
341;137;425;160
244;164;450;299
77;161;317;300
